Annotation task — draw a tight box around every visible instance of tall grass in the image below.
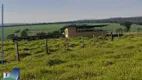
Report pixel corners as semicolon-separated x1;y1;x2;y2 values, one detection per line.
0;34;142;80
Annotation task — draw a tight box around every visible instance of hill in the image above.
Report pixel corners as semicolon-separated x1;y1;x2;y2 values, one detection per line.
75;16;142;24
1;16;142;27
0;34;142;80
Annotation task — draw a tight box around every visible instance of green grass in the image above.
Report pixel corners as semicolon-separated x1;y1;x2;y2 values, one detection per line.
0;24;67;39
0;23;142;39
0;34;142;80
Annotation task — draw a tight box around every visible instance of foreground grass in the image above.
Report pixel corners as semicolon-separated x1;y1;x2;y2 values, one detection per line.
0;34;142;80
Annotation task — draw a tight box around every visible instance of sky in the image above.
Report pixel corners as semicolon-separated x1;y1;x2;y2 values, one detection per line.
0;0;142;23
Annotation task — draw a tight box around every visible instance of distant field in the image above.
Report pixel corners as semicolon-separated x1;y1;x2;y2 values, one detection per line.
0;24;67;39
0;23;142;39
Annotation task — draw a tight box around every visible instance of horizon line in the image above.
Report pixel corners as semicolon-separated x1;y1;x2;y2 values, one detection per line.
1;16;142;25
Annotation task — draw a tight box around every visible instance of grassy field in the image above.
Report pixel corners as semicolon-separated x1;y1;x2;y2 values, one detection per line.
0;24;67;39
0;34;142;80
0;23;142;39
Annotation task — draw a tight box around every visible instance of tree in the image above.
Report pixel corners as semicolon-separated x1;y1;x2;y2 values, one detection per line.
116;28;123;34
24;28;29;31
7;34;16;40
14;30;20;33
21;30;28;37
51;30;62;38
120;21;132;32
137;28;142;32
36;32;46;39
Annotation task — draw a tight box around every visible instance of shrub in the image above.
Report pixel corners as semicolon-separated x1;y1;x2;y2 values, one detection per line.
137;28;142;32
7;34;16;40
36;32;46;39
14;30;20;33
116;28;123;34
21;30;28;37
24;28;29;31
120;21;132;32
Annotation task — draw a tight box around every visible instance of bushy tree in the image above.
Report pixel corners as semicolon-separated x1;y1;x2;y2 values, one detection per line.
36;32;46;39
24;28;29;31
21;30;28;37
49;30;62;38
137;28;142;32
120;21;132;32
7;34;16;40
116;28;123;34
14;30;20;33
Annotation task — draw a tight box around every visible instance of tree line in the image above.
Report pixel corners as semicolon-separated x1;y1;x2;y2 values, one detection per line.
1;16;142;27
6;21;142;41
7;29;64;41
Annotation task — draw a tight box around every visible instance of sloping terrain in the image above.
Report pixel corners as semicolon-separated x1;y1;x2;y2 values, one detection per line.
0;34;142;80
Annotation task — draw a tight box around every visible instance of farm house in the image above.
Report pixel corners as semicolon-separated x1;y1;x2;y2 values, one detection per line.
63;24;108;38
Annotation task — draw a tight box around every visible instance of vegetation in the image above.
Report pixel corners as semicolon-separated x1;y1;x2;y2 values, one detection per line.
2;24;66;40
6;34;16;40
20;30;28;38
14;30;20;33
24;28;29;32
116;28;123;34
120;21;132;32
36;32;46;39
137;28;142;32
0;23;141;40
0;34;142;80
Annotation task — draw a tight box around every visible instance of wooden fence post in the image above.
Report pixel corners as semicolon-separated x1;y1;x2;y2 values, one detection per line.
102;31;104;40
93;35;95;45
65;38;69;49
45;39;49;54
118;32;120;38
29;41;31;53
15;40;20;61
111;32;114;41
81;36;84;48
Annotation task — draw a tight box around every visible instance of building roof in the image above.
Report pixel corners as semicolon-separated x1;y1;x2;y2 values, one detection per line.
61;24;108;30
59;24;108;33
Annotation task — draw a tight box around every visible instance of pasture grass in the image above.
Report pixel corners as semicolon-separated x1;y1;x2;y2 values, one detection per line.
0;34;142;80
